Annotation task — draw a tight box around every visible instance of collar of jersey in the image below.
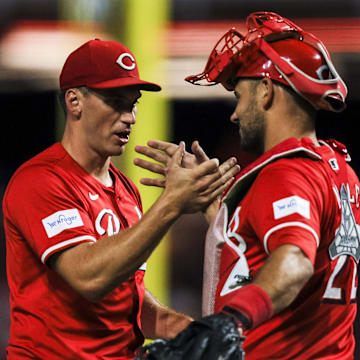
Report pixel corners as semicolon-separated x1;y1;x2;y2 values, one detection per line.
222;137;322;213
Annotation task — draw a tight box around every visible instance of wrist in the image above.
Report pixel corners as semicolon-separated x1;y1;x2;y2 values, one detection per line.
203;198;221;224
153;192;182;221
221;284;273;330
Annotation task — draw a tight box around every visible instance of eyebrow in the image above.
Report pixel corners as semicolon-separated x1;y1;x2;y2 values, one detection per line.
111;92;142;101
97;91;142;103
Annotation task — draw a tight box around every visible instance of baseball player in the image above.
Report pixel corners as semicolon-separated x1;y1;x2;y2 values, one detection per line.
134;12;359;360
2;39;239;359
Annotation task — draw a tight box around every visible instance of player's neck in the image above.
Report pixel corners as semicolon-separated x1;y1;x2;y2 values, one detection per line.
264;125;319;153
61;137;113;187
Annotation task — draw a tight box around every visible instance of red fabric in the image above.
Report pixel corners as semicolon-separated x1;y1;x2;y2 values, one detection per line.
3;143;145;360
59;39;161;91
222;284;273;329
212;138;359;359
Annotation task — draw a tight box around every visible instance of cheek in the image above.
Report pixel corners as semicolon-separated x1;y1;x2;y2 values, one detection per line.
83;109;114;134
235;104;247;121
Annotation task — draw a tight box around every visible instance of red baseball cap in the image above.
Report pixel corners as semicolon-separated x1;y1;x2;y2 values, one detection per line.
59;39;161;91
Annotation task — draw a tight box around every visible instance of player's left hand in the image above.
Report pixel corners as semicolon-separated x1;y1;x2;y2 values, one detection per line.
134;312;245;360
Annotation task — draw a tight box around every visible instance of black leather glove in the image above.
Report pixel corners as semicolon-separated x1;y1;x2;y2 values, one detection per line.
134;312;245;360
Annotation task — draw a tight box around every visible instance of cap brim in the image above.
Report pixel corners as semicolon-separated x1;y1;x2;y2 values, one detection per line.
88;77;161;92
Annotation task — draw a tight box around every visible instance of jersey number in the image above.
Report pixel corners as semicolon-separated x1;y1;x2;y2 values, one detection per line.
322;255;357;304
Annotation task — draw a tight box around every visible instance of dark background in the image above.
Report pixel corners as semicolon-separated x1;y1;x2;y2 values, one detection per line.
1;93;359;356
1;0;360;358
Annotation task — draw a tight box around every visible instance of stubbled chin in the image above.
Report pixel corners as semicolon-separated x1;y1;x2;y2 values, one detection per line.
108;143;126;157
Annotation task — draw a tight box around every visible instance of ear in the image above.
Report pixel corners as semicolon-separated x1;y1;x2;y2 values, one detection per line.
65;89;82;118
260;78;274;110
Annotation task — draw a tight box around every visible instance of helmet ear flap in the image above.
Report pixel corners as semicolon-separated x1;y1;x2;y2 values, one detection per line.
266;38;347;112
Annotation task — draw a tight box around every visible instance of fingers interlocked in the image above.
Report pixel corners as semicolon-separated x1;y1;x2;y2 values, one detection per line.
134;140;240;209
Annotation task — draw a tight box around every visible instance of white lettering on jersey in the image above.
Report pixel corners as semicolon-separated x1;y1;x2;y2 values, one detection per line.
95;209;120;236
273;195;310;220
333;185;341;208
42;209;84;238
333;182;360;209
329;184;360;263
116;53;136;70
227;206;246;252
347;183;355;203
220;206;251;296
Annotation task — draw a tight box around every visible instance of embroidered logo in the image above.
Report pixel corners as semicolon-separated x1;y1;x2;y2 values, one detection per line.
329;184;360;263
273;195;310;220
95;209;120;236
116;53;136;70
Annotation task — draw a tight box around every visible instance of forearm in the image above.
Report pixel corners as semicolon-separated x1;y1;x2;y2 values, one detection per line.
223;244;314;330
51;147;230;302
141;290;193;339
51;195;180;301
253;244;314;314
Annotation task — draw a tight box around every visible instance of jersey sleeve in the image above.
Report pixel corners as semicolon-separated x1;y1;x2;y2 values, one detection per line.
246;159;326;264
4;165;97;264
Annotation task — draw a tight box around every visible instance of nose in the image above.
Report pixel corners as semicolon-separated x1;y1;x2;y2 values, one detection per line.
230;110;238;124
121;110;136;125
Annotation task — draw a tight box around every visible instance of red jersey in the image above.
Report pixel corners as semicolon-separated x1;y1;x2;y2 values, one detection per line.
3;143;146;360
203;138;360;359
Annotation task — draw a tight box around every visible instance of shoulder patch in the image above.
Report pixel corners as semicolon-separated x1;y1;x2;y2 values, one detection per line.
273;195;310;220
42;209;84;238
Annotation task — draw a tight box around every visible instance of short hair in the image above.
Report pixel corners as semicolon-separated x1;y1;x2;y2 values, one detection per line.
57;86;90;115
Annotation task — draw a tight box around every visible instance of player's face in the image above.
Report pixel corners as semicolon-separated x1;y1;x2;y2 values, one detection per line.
80;87;141;157
230;79;265;155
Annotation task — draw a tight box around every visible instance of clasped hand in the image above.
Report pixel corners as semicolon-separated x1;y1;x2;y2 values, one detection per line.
134;140;240;215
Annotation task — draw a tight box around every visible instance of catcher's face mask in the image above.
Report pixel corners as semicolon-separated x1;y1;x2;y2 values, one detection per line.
185;11;347;112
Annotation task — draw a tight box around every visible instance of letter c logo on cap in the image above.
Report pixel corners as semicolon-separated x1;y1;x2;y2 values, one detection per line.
116;53;136;71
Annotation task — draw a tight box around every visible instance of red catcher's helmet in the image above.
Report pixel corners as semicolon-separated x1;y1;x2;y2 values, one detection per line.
185;12;347;112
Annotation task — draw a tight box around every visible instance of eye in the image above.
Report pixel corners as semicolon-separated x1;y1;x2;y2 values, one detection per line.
104;97;134;112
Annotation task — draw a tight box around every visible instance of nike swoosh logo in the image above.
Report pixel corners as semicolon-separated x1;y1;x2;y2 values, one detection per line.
89;192;99;201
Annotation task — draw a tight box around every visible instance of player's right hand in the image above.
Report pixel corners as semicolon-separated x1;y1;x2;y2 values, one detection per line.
151;142;227;214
